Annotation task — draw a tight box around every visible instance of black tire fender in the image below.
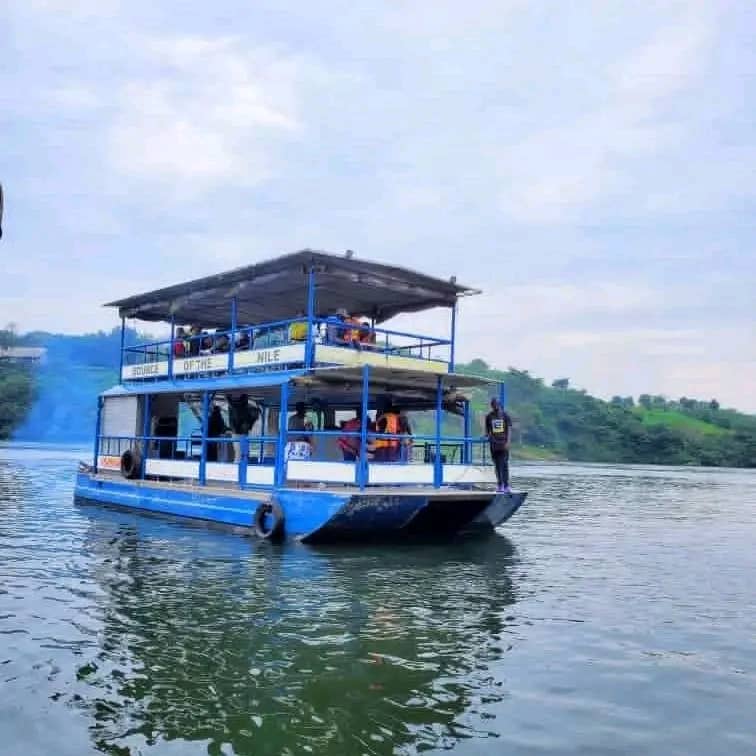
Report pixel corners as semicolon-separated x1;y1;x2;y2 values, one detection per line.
253;498;285;540
120;449;141;479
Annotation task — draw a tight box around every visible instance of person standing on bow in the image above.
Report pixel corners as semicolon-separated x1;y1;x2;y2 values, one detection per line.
485;398;512;493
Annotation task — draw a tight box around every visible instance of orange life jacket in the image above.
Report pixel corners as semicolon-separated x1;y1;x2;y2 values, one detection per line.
338;417;362;454
344;317;362;343
374;412;399;448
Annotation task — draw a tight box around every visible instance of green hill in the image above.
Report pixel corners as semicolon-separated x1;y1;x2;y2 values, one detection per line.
1;327;754;467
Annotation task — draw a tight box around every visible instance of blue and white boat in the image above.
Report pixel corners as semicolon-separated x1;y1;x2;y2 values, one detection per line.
74;250;526;542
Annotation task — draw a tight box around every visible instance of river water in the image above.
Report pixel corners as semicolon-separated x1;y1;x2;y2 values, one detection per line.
1;444;755;755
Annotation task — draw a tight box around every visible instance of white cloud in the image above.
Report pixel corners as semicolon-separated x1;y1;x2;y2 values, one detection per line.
108;37;306;190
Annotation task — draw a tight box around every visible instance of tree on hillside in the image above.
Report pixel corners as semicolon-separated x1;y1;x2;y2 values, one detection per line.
638;394;652;409
552;378;570;390
709;399;720;411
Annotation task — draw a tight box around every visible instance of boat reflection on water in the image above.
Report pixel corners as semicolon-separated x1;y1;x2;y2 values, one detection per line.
70;507;520;755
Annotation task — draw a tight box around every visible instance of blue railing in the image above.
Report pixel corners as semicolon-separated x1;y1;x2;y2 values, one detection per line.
121;317;451;378
96;428;495;489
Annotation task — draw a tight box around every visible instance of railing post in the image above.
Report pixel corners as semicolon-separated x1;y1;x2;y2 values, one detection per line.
499;381;507;407
358;364;370;489
141;393;151;479
239;433;249;487
93;396;103;471
449;301;457;371
275;381;289;486
305;267;316;368
229;295;237;371
168;315;175;380
463;399;472;464
199;391;209;485
118;316;126;382
434;374;443;488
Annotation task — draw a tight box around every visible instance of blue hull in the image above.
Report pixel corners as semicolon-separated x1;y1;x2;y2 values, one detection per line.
74;473;526;542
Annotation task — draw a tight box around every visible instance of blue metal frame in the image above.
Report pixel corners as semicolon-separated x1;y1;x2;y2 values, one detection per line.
498;381;507;407
463;399;471;464
118;317;126;380
358;364;370;489
93;396;103;470
168;315;175;380
434;374;443;488
199;391;209;485
449;301;457;371
229;296;237;371
305;267;316;368
275;381;289;486
238;433;248;487
140;393;151;479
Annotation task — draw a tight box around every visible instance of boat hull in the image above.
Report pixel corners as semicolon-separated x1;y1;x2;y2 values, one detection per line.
74;472;525;542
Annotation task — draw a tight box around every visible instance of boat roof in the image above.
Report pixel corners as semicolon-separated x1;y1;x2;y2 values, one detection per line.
105;249;480;326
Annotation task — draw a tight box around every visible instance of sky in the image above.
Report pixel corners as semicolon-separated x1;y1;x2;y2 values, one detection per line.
2;0;755;411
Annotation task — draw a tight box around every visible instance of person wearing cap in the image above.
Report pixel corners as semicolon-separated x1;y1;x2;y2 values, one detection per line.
485;398;512;493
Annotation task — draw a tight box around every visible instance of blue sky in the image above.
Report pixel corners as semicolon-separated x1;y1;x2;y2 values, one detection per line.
2;0;755;411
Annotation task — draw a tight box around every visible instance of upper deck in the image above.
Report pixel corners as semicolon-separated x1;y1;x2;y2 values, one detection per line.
107;249;479;386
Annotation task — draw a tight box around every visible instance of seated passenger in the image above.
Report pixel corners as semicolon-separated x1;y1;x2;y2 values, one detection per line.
326;309;348;345
286;401;314;460
214;333;230;353
200;332;214;355
188;325;202;356
173;327;187;358
236;328;252;350
344;315;363;348
338;409;362;461
289;311;309;342
359;321;376;349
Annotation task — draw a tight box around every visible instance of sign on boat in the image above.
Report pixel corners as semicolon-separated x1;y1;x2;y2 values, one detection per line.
74;249;527;541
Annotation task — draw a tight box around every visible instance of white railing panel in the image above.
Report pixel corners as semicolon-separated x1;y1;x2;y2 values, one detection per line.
442;465;496;484
368;464;434;485
287;460;355;483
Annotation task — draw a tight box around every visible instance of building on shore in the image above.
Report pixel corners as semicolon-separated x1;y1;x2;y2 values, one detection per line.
0;346;47;365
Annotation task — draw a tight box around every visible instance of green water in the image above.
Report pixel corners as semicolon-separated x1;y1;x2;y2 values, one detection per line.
1;444;755;755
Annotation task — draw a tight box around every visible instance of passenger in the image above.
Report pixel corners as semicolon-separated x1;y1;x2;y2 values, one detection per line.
398;410;413;463
236;328;252;351
326;309;348;345
359;321;376;349
173;327;187;358
200;332;214;355
338;409;362;461
486;398;512;493
289;310;309;342
373;405;401;462
287;401;314;460
188;325;202;356
344;314;363;348
214;333;230;353
206;405;228;463
227;393;259;463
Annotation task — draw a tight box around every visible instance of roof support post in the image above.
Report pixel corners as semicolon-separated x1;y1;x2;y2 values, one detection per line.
358;364;370;490
498;381;507;407
140;393;151;480
275;381;289;486
449;301;457;371
305;267;316;368
93;396;103;472
199;391;209;486
168;315;175;380
463;399;471;465
434;374;443;488
118;317;125;382
229;295;237;371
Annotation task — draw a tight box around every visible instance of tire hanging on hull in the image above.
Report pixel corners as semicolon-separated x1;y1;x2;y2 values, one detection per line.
253;498;285;540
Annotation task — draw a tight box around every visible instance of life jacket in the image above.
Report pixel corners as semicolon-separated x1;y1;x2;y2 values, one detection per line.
344;317;362;343
338;417;362;454
374;412;399;448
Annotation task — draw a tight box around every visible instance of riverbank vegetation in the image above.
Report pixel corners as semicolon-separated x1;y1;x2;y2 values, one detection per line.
1;328;754;467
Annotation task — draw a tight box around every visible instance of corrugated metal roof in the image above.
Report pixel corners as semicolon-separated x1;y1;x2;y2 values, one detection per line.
105;249;479;326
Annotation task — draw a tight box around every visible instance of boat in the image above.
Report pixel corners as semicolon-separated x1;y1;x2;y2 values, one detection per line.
74;249;527;541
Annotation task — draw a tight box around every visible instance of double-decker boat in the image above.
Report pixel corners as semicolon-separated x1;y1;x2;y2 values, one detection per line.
74;250;526;542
